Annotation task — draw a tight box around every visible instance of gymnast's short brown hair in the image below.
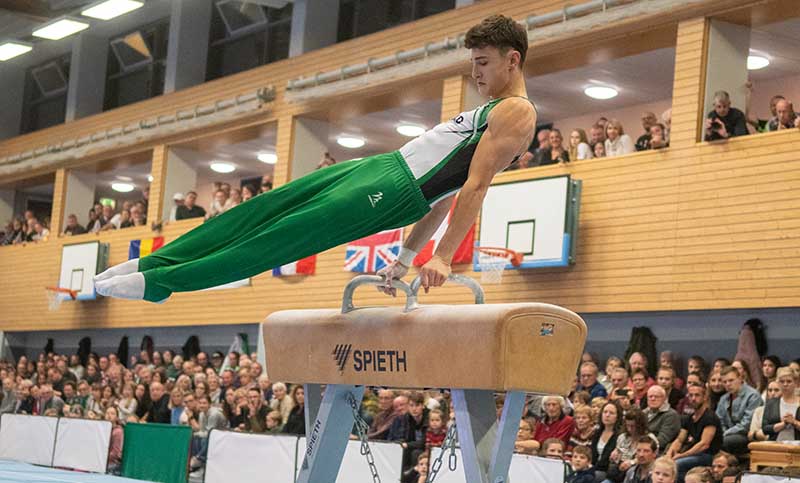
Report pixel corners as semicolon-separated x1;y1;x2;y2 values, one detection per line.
465;15;528;66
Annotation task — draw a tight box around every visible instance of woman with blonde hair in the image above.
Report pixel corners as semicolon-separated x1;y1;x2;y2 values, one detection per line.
652;456;677;483
568;129;593;161
684;466;713;483
762;366;800;441
604;119;635;157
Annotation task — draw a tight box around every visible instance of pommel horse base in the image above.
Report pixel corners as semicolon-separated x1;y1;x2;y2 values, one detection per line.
262;274;587;483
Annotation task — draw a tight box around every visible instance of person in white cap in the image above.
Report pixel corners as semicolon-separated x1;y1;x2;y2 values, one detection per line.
169;193;185;222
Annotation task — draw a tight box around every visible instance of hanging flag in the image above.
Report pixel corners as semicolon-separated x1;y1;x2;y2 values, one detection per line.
128;237;164;260
413;197;475;266
219;333;250;374
344;228;403;273
272;255;317;276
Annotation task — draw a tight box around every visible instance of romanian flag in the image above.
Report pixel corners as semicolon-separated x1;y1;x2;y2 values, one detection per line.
413;197;475;266
128;237;164;260
272;255;317;276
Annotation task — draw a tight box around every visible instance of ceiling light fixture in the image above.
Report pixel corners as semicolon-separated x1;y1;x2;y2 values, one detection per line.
747;55;769;70
0;41;33;61
257;153;277;164
336;136;365;149
147;175;153;182
210;162;236;173
111;182;135;193
584;86;618;100
32;17;90;40
396;124;426;137
82;0;144;20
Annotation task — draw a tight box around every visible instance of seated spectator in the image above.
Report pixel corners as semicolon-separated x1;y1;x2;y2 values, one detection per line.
716;366;762;454
731;359;754;388
623;436;658;483
281;386;305;435
760;355;782;399
401;452;429;483
0;378;15;414
568;445;595;483
719;467;741;483
589;123;607;150
175;191;206;220
145;381;171;423
568;405;598;456
749;380;781;442
609;368;631;401
657;367;684;409
677;372;706;416
687;356;709;380
652;456;678;483
644;386;681;452
534;128;551;156
629;353;655;385
260;175;273;193
708;369;725;412
116;382;137;423
535;438;562;460
61;381;80;407
130;204;147;227
188;395;227;474
609;408;654;481
424;408;447;449
117;210;132;229
265;409;283;433
226;188;242;210
761;366;800;441
768;99;797;131
743;81;780;133
635;112;658;151
15;380;35;414
242;184;258;202
592;401;622;482
604;119;635;157
86;209;102;233
97;205;115;231
515;417;539;455
169;388;185;425
534;395;575;449
3;218;24;245
63;214;86;236
66;404;84;418
601;357;624;392
594;142;607;158
534;128;569;165
578;362;609;398
269;382;294;425
106;406;124;475
631;369;651;408
667;383;722;481
38;384;65;416
649;123;670;150
569;129;593;161
710;452;738;483
388;391;429;469
704;91;748;141
685;466;714;483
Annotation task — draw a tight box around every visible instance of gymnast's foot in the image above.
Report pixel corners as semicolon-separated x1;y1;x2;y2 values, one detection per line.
95;272;146;300
94;258;140;283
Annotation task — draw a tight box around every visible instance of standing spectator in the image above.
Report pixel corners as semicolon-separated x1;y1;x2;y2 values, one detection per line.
175;191;206;220
635;112;658;151
169;193;184;222
282;386;306;435
604;119;635;157
657;367;684;409
63;215;86;236
533;395;575;448
743;81;781;132
145;382;171;424
589;123;607;150
704;91;748;141
578;362;609;398
716;366;762;454
623;437;658;483
106;406;124;475
244;387;271;433
592;401;621;482
761;366;800;441
644;386;681;452
667;383;722;481
768;99;797;131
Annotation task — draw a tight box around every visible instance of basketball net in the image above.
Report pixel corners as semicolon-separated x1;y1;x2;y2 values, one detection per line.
45;287;77;311
475;247;522;284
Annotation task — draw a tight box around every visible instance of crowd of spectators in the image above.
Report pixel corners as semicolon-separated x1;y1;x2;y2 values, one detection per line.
2;345;799;482
0;209;51;245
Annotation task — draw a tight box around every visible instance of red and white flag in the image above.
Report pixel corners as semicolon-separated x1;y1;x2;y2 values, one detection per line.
273;255;317;276
413;197;475;266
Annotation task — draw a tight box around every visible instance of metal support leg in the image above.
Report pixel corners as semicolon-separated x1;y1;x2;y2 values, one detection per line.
488;391;526;483
452;389;498;483
296;384;364;483
303;383;323;433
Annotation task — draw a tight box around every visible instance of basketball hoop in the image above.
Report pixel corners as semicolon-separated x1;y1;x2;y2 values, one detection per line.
474;247;522;284
45;287;78;311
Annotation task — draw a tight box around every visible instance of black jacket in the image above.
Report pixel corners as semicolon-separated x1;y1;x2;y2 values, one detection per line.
762;397;800;441
591;430;619;472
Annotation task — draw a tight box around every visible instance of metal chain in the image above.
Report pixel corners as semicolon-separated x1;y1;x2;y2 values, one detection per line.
346;393;381;483
426;421;459;483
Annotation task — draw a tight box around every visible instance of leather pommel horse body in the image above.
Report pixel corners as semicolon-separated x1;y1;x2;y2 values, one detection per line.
262;275;587;483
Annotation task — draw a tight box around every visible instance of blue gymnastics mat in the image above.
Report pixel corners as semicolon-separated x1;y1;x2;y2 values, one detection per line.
0;459;153;483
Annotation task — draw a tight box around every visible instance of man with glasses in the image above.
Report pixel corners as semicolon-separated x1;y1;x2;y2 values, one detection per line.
577;361;608;398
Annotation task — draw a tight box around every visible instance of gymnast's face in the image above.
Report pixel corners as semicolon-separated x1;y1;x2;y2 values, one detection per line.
470;46;519;97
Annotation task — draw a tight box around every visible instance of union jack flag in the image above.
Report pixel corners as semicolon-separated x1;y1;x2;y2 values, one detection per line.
344;228;403;273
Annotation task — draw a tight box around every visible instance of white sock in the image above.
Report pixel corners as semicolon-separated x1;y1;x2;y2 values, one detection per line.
95;272;146;300
94;258;140;283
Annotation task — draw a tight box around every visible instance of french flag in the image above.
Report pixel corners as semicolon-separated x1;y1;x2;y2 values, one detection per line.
413;197;475;266
272;255;317;276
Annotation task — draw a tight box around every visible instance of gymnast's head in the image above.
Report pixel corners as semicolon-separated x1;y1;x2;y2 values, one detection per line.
465;15;527;97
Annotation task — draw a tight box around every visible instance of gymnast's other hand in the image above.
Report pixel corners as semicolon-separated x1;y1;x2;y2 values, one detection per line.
376;260;408;297
419;256;451;293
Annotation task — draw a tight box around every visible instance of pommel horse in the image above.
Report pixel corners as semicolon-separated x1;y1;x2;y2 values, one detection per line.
262;274;587;483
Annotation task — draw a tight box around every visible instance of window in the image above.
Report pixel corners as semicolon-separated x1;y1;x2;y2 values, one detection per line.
337;0;455;42
20;56;70;134
104;19;169;110
206;1;292;81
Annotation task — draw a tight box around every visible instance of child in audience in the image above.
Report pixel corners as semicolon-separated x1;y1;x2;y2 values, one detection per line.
265;410;283;433
685;466;714;483
652;456;677;483
594;142;606;158
425;409;447;449
540;438;566;460
567;445;594;483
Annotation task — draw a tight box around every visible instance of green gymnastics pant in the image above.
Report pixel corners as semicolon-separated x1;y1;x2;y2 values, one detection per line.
138;151;431;302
